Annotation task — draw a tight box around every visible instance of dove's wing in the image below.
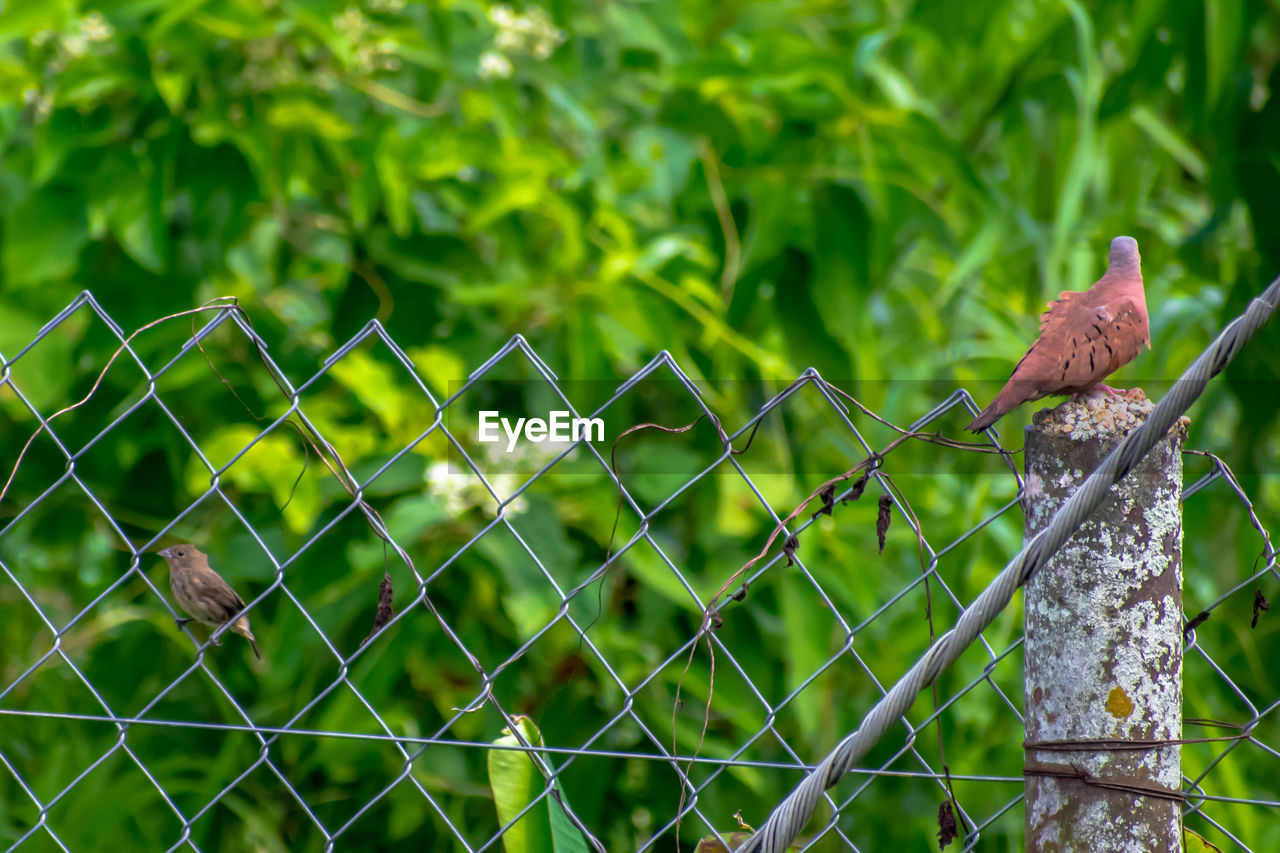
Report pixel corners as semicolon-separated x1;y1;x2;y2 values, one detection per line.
1018;291;1147;393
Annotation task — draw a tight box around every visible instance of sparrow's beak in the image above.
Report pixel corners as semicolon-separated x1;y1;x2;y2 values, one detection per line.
157;547;172;559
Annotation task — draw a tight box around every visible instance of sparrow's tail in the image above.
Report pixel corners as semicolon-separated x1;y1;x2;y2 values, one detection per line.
234;617;263;662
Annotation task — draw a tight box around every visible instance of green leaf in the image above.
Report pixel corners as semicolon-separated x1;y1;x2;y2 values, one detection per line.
0;304;74;410
1131;105;1206;182
152;66;191;114
487;716;589;853
1204;0;1244;109
625;127;696;203
1184;827;1224;852
267;98;355;141
2;188;87;287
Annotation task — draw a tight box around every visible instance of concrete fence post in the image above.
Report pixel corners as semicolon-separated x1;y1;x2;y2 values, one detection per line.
1022;392;1186;851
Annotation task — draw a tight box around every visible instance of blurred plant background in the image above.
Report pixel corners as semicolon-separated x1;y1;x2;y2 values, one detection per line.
1;0;1279;850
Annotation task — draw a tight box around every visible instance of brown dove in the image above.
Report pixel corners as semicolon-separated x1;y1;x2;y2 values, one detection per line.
967;236;1148;431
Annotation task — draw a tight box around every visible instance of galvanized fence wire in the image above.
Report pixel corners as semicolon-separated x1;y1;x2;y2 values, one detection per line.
0;284;1274;852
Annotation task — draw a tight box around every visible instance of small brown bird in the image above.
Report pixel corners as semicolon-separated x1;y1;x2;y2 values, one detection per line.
967;235;1149;431
157;545;261;661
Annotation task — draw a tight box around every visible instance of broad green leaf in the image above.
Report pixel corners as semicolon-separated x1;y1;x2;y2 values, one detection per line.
488;716;589;853
1204;0;1244;110
2;189;87;287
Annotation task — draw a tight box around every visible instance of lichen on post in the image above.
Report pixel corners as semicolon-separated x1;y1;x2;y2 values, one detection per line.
1022;389;1186;852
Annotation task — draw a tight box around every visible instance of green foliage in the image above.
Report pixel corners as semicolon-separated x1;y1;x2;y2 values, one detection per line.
2;1;1279;850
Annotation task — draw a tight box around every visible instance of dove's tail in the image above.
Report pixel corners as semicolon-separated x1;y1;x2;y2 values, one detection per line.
966;404;1005;432
966;383;1028;432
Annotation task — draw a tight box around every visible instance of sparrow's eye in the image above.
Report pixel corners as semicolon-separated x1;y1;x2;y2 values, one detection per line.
176;549;185;557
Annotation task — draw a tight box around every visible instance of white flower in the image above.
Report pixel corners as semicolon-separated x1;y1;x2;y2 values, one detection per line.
82;12;114;41
489;4;515;27
478;50;513;80
426;461;470;516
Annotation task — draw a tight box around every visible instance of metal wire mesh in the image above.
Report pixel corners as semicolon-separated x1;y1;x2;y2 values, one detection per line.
1;291;1276;851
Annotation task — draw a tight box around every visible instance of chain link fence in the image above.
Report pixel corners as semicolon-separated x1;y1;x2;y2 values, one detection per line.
1;291;1277;851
